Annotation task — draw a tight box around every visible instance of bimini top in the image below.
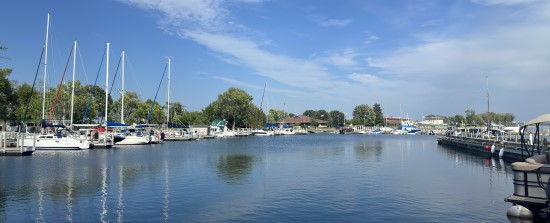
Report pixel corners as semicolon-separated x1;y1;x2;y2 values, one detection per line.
524;114;550;126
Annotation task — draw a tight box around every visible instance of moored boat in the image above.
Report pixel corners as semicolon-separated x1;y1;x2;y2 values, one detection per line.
20;125;89;150
505;114;550;221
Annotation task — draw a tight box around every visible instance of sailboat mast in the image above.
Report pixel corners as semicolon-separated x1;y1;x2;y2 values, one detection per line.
167;57;171;124
42;13;50;120
121;50;125;124
485;76;491;134
105;43;110;127
70;40;76;126
265;82;269;124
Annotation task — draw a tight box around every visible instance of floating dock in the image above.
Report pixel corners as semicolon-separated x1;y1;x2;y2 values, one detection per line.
1;132;35;156
437;135;532;161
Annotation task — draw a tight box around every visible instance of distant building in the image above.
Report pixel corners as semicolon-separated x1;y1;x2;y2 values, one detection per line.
421;116;445;125
384;116;408;125
279;115;329;128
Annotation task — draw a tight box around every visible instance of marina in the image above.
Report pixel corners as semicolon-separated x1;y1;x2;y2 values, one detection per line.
0;134;515;222
2;1;549;222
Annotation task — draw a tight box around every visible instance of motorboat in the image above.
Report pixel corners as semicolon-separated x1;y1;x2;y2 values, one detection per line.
505;114;550;221
394;121;421;135
115;128;150;145
210;120;235;138
251;129;274;136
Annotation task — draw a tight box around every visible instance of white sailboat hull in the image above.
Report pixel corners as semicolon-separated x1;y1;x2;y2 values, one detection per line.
21;135;89;150
115;135;149;145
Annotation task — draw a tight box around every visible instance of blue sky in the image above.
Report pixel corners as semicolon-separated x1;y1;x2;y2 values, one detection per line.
2;0;550;122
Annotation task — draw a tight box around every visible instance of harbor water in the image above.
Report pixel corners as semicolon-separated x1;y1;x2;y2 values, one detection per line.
0;134;513;222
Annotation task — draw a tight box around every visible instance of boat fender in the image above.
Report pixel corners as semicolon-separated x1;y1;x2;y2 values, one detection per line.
491;144;495;154
499;147;504;158
506;204;533;219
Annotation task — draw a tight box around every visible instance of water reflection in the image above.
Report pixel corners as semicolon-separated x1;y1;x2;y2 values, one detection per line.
437;144;512;174
0;135;516;222
117;166;124;223
163;153;170;223
216;155;258;185
100;167;108;223
354;141;383;162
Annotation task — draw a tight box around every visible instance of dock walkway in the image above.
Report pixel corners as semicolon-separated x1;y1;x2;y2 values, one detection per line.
0;132;35;156
437;135;537;161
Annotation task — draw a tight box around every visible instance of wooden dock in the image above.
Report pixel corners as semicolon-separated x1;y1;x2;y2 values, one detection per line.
436;135;539;161
1;132;35;156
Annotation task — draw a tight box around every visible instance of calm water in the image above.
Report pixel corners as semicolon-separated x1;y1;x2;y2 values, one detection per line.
0;134;514;222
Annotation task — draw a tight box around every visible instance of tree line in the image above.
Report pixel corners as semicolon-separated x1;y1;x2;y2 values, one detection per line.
441;109;515;126
1;67;386;130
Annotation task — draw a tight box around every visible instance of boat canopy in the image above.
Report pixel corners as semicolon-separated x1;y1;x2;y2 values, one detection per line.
41;119;65;128
524;114;550;126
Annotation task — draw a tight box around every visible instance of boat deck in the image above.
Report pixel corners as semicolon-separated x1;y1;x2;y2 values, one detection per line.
505;195;547;207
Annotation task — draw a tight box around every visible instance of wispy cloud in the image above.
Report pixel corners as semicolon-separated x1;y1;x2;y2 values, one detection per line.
119;0;226;31
119;0;550;119
313;48;360;69
364;34;379;44
182;30;346;91
307;14;353;28
347;73;381;86
318;18;353;27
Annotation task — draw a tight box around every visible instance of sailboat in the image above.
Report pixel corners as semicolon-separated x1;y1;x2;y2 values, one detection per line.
251;83;274;136
21;14;90;150
113;50;149;145
71;41;115;148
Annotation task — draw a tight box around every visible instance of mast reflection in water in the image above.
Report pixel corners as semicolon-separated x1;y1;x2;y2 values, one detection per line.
0;135;514;222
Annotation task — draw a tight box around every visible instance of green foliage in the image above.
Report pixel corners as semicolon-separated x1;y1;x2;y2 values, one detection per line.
328;110;344;127
352;104;375;126
173;111;209;125
303;110;317;118
444;110;515;126
317;110;329;121
479;112;515;125
248;106;266;128
203;88;256;129
373;103;384;126
0;68;16;121
268;109;288;123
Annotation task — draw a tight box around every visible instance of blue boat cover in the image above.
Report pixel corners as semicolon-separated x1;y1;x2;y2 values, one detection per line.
107;121;130;127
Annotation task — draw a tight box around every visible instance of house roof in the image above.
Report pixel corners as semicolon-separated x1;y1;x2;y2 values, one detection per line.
280;115;328;124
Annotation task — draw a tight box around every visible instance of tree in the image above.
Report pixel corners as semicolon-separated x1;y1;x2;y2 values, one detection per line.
464;109;477;125
169;102;186;122
445;114;466;126
352;104;375;126
373;103;384;126
203;88;255;129
173;111;209;125
14;83;41;125
303;110;317;118
317;110;329;121
0;68;16;123
328;110;344;127
247;105;266;128
269;109;288;123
